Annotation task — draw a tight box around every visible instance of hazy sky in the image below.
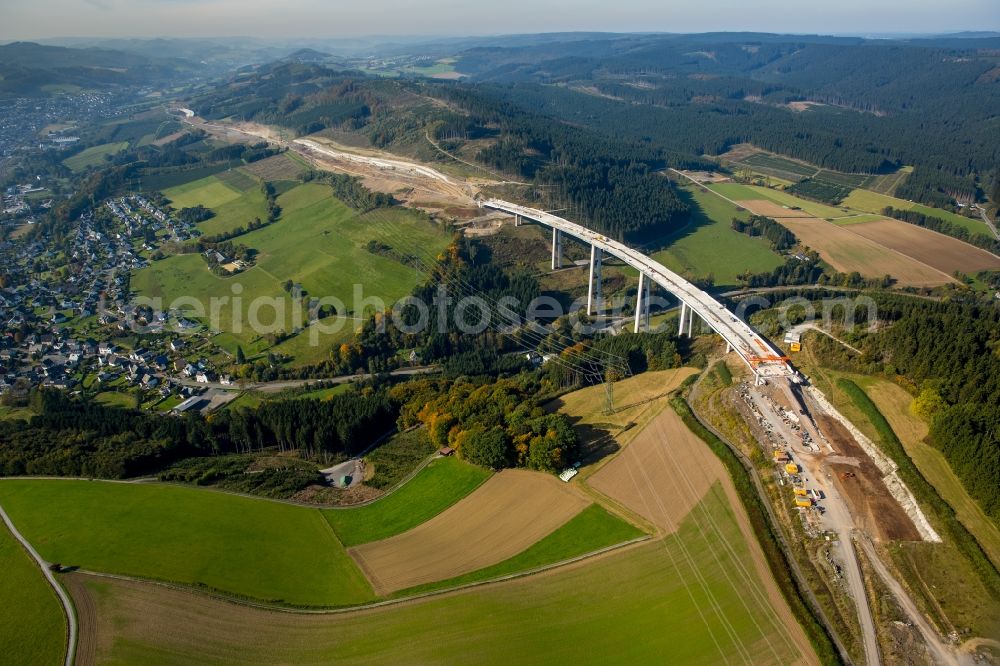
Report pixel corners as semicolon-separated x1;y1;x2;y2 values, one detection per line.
1;0;997;41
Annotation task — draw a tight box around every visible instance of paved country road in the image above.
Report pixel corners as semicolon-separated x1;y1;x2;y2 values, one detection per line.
0;503;77;666
173;365;440;392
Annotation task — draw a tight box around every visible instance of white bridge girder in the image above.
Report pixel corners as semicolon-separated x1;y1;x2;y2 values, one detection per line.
485;198;794;381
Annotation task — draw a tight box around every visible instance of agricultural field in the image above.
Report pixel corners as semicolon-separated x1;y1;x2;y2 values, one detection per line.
0;479;375;607
709;183;846;219
134;182;450;355
551;367;699;453
391;504;644;596
846;219;1000;274
762;214;952;286
349;470;590;594
841;189;990;237
812;169;871;188
650;186;784;285
588;407;725;534
64;482;811;665
786;179;853;205
62;141;128;172
323;456;490;547
0;521;66;666
738;152;817;181
215;167;259;192
162;172;247;209
241;152;306;181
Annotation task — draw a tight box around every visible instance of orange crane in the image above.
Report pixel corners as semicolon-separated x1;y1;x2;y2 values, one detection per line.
748;354;790;367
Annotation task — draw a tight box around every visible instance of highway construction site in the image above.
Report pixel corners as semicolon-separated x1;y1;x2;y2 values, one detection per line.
723;372;960;665
177;113;978;663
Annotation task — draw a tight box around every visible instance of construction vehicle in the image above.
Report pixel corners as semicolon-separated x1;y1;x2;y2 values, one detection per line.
794;487;808;497
784;463;799;474
773;450;790;463
839;471;856;480
795;497;813;508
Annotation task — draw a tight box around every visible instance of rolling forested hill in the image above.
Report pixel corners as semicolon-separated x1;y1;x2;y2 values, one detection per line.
0;42;201;95
448;33;1000;206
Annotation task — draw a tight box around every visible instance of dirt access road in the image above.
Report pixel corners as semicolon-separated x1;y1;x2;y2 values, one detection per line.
749;379;884;666
181;114;480;209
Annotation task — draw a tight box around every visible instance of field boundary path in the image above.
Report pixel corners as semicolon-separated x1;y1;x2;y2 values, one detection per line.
0;502;77;666
67;534;651;617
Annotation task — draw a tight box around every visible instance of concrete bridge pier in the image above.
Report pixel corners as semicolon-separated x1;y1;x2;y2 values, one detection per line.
634;272;650;333
587;244;602;315
551;228;562;270
514;214;521;227
678;301;688;336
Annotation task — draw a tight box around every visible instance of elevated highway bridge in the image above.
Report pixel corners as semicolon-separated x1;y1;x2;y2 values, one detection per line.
479;199;797;384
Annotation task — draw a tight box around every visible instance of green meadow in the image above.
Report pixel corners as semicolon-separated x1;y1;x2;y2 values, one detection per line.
651;185;784;286
133;181;450;360
62;141;129;172
0;479;374;607
75;482;806;665
0;521;66;665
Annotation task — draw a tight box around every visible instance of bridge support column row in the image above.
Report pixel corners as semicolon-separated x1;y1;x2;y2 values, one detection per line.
587;244;602;316
551;228;562;270
634;272;650;333
678;300;698;337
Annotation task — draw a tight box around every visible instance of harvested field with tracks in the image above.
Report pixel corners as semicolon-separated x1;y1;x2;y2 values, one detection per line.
241;153;305;181
735;202;954;287
348;470;589;594
587;407;724;533
737;199;816;218
847;218;1000;274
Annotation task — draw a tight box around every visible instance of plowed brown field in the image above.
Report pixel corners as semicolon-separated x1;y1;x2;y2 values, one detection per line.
737;200;816;218
587;407;725;533
848;218;1000;274
349;470;588;594
736;201;953;287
